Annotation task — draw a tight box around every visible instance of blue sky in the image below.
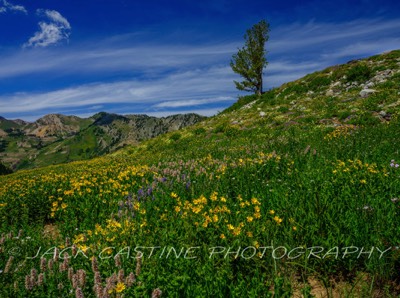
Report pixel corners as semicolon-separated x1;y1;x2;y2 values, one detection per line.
0;0;399;121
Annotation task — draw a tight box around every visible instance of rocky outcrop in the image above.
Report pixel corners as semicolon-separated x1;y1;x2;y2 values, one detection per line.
26;114;87;137
0;112;205;169
359;89;376;98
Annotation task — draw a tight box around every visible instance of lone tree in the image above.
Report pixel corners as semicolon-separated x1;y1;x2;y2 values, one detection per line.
230;20;270;95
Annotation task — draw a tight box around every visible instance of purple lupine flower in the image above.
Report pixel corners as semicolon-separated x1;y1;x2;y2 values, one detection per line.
147;187;153;196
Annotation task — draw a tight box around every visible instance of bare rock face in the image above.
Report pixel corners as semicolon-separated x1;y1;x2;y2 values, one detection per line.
0;112;205;169
131;114;205;142
26;114;84;137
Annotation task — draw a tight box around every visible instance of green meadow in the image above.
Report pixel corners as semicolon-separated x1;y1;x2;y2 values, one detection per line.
1;50;400;297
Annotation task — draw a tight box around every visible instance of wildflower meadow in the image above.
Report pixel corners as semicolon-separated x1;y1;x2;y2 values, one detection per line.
1;50;400;297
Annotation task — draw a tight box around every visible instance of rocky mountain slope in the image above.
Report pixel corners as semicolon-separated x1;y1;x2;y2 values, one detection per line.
0;112;205;170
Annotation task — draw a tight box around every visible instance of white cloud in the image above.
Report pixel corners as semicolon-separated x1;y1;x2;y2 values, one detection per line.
0;42;235;79
153;96;234;109
269;18;400;53
25;22;66;47
1;17;396;80
320;37;400;60
146;108;222;118
42;9;71;29
0;66;238;117
24;9;71;48
0;0;27;14
1;17;400;120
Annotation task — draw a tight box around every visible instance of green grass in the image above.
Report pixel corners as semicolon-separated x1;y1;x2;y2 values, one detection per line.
1;50;400;297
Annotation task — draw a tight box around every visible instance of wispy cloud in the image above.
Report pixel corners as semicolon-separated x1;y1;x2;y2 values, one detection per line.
1;17;397;80
1;17;400;120
24;9;71;48
320;37;400;60
153;96;233;109
0;42;236;79
147;108;223;118
0;0;27;14
0;66;237;118
269;18;400;53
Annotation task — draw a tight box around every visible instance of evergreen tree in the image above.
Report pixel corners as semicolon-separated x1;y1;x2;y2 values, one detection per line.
230;20;270;95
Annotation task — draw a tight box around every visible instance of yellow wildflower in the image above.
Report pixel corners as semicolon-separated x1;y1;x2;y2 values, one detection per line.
77;244;89;253
115;282;126;293
232;227;241;236
210;192;218;201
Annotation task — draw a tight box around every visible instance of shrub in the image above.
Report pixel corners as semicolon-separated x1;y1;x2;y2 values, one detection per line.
194;127;206;135
224;126;240;137
0;162;12;175
277;106;289;113
307;76;332;91
347;112;381;126
169;132;181;141
346;64;372;83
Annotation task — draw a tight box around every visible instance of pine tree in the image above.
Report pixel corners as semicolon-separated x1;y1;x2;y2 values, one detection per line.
230;20;270;95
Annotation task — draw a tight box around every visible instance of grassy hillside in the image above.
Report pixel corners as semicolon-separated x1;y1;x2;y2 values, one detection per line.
1;50;400;297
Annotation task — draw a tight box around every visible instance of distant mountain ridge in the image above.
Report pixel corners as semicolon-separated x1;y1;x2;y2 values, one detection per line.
0;112;205;170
